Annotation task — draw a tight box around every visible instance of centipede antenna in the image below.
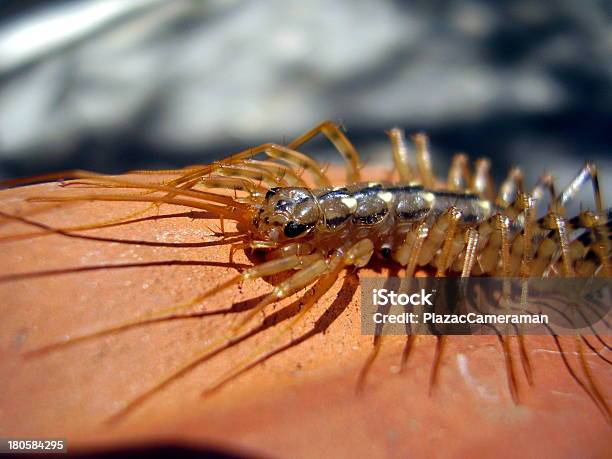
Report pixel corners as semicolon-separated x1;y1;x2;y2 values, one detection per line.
27;194;247;223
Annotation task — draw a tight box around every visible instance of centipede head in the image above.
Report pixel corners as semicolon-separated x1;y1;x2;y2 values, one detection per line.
251;187;320;242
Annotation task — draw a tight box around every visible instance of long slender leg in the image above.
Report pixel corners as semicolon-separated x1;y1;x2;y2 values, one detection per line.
426;228;478;392
287;120;362;184
447;153;471;192
435;208;462;277
242;160;308;187
418;211;459;267
493;214;521;403
554;162;603;214
531;172;557;209
461;228;479;278
497;167;523;209
109;263;343;424
393;222;429;277
393;223;429;371
156;143;331;189
357;268;400;391
519;194;537;277
472;158;495;201
204;265;348;398
207;240;375;396
387;127;414;183
211;164;289;189
240;238;375;330
553;214;575;276
514;194;536;385
429;209;462;395
552;163;609;276
549;196;611;419
411;133;435;188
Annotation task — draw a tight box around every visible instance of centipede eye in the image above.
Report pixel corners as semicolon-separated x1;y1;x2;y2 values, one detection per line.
283;221;307;238
265;187;281;200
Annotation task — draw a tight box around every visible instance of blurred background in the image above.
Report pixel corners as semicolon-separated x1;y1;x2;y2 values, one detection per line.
0;0;611;202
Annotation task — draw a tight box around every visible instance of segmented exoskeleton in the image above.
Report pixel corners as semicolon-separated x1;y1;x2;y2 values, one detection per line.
1;121;610;423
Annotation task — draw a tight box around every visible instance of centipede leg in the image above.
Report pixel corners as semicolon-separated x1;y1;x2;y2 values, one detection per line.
554;162;603;213
496;195;536;386
556;164;610;277
435;208;462;277
204;265;348;398
472;158;494;201
394;222;429;278
357;268;401;391
531;172;557;209
552;209;611;419
241;159;308;187
389;223;429;373
425;210;463;395
208;242;375;399
387;128;414;183
497;167;524;209
411;133;435;188
166;143;329;188
447;153;471;192
287;120;362;184
263;144;331;187
495;214;521;403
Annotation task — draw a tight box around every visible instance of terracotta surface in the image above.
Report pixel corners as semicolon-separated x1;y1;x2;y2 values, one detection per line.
0;168;610;458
